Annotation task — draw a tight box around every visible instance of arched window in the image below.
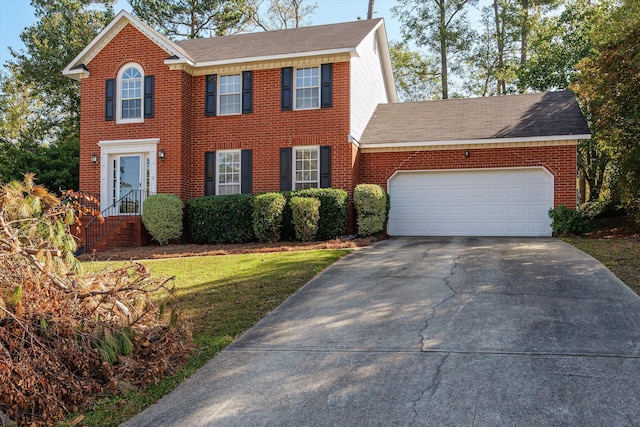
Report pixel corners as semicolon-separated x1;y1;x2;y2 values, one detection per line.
117;63;144;123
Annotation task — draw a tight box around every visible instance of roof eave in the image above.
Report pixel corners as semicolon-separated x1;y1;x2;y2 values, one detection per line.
166;47;359;69
361;134;592;149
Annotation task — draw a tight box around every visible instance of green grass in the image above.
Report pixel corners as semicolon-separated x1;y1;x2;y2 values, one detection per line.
564;237;640;295
71;249;351;426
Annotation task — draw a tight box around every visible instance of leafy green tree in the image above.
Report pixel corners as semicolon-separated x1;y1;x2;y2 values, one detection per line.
130;0;247;38
389;42;440;101
393;0;477;99
518;0;613;92
571;0;640;209
3;0;113;192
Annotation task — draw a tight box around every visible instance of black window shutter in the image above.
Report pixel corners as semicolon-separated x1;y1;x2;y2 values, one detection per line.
281;67;293;111
105;78;115;121
205;151;216;196
319;146;331;188
321;63;332;109
205;74;217;116
241;149;252;194
144;75;154;118
280;147;292;191
242;71;253;114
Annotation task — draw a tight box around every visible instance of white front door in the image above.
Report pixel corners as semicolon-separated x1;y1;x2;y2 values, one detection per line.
98;138;159;215
111;154;149;214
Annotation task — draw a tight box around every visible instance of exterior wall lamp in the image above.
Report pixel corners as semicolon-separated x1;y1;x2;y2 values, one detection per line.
159;149;165;161
464;150;470;159
91;154;98;164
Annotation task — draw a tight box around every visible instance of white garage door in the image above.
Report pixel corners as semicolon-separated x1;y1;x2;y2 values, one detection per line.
388;168;554;237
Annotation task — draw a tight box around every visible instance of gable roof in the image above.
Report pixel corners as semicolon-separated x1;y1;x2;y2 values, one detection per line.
174;18;384;64
63;10;189;80
360;91;591;148
63;10;392;92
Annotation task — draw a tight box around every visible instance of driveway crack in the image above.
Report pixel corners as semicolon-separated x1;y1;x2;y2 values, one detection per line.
410;352;451;426
419;254;462;349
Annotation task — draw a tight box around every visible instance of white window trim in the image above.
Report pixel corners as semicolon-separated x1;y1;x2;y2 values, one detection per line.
294;66;320;111
116;62;144;124
292;145;320;190
216;149;242;195
98;138;159;212
218;74;242;116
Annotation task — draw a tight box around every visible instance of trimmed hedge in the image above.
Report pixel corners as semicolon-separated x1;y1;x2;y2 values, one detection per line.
252;192;286;243
353;184;388;236
290;196;320;242
186;194;255;244
141;194;184;245
296;188;348;240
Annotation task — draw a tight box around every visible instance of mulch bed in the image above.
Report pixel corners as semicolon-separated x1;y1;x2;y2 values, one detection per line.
79;235;385;261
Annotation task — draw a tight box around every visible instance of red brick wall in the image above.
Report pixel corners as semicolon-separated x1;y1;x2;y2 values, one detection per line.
80;24;354;204
188;62;352;199
360;144;578;208
79;24;190;197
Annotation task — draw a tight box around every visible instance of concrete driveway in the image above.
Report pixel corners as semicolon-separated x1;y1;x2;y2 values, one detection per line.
122;237;640;426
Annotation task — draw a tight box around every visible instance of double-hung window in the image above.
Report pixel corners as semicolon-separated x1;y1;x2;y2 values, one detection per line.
217;150;241;195
219;74;241;115
108;63;153;123
281;64;331;111
295;67;319;110
205;71;252;116
293;146;319;189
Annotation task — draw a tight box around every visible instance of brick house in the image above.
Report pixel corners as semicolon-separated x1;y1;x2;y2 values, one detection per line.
64;11;589;249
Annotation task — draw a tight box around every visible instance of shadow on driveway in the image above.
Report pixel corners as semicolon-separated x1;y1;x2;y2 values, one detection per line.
122;237;640;426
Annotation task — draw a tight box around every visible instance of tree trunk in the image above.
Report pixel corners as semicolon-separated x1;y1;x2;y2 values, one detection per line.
520;0;529;65
439;0;448;99
367;0;375;19
493;0;505;95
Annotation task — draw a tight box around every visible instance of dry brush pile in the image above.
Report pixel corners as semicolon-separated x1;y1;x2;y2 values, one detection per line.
0;175;193;426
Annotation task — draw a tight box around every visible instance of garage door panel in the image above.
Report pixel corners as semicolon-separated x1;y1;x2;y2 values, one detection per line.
388;168;553;237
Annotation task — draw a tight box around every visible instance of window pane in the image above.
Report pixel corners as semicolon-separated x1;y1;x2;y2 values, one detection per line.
219;75;241;115
121;67;142;119
295;68;319;110
294;148;319;190
217;151;241;194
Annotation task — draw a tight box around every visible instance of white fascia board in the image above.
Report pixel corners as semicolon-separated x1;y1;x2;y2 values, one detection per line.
63;10;189;79
373;21;397;103
166;47;358;68
364;134;592;149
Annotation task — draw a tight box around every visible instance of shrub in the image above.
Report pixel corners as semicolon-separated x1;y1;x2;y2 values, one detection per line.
186;194;255;244
142;194;183;245
353;184;388;236
296;188;348;240
290;196;320;242
548;205;589;235
279;191;296;241
252;192;286;243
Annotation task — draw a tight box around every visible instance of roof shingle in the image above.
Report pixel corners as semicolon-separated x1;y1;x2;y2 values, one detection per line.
360;91;591;146
175;18;383;63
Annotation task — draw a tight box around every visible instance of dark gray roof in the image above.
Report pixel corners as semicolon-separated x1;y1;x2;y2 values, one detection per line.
175;18;382;63
360;91;591;146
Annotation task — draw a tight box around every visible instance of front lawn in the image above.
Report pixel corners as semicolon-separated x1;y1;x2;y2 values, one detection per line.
74;249;351;426
564;237;640;295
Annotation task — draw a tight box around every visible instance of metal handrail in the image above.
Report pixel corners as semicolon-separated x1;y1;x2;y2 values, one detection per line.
83;189;153;253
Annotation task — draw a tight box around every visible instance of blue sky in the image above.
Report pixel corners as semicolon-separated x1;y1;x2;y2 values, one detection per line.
0;0;404;68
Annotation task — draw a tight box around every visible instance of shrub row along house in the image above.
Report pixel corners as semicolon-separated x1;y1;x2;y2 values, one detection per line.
63;10;590;250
